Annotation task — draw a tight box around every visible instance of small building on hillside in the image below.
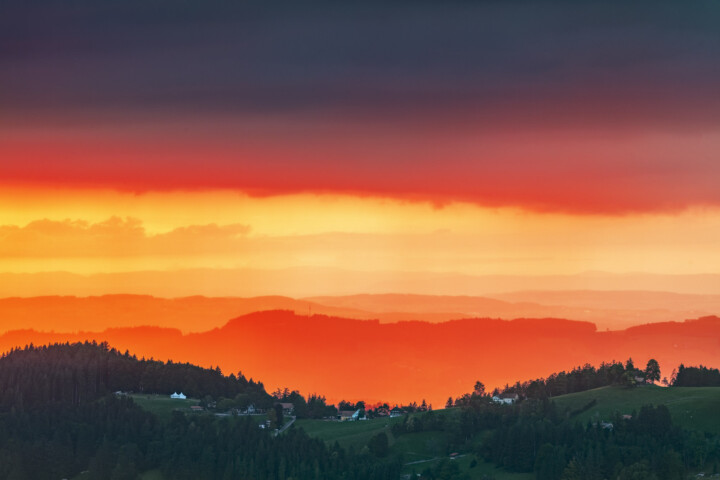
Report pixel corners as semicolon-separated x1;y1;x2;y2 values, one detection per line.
170;392;187;400
339;409;361;421
492;393;519;405
390;407;403;418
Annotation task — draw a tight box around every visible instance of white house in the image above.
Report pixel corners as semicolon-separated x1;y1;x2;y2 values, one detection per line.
492;393;519;404
170;392;187;399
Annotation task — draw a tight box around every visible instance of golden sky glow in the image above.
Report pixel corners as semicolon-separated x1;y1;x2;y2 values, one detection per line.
1;186;719;281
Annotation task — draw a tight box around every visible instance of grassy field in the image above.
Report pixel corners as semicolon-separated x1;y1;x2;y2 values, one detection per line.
129;393;200;421
296;411;531;480
552;385;720;434
295;416;404;451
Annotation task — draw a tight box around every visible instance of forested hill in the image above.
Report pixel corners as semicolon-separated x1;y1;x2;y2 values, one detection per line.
0;342;401;480
0;342;271;410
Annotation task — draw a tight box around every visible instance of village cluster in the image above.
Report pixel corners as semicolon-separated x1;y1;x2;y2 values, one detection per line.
165;391;429;423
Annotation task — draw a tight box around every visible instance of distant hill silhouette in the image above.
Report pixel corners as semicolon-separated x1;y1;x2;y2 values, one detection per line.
489;289;720;312
3;290;719;334
0;294;373;334
305;292;720;329
1;311;718;408
2;268;720;297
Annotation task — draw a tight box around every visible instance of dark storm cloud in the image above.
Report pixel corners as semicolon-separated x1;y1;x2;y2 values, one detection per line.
3;0;720;214
2;0;720;127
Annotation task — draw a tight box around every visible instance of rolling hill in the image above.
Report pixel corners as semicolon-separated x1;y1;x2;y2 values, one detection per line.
552;384;720;434
4;289;720;336
1;311;720;408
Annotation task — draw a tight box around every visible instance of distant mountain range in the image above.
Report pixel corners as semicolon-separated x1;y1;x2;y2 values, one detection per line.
2;290;719;333
305;292;720;330
2;310;719;408
2;268;720;298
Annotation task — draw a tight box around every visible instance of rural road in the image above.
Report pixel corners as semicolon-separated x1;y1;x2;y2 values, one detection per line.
276;416;297;435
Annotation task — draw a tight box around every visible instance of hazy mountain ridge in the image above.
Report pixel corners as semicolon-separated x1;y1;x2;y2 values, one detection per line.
2;289;719;334
2;311;718;407
3;269;720;298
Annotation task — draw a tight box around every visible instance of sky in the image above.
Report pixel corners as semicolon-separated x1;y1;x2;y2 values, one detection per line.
2;0;720;292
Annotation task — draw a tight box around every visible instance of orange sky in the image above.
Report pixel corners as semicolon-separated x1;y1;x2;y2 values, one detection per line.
0;186;719;290
4;0;720;408
2;0;720;293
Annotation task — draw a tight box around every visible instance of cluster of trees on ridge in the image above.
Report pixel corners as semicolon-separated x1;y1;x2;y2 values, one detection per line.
672;364;720;387
475;359;720;404
481;358;662;403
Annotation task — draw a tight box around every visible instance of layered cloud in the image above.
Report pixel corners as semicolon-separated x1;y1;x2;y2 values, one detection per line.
2;208;720;277
0;217;250;258
3;0;720;213
4;125;720;214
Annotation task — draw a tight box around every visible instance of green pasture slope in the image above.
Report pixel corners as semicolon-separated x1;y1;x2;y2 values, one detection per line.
552;385;720;434
295;416;403;451
296;412;532;480
129;393;200;421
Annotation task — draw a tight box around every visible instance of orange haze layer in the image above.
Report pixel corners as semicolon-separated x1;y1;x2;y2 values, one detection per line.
2;311;719;407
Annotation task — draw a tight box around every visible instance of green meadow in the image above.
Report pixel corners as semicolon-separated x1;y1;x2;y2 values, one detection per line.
551;385;720;434
129;394;200;421
296;411;532;480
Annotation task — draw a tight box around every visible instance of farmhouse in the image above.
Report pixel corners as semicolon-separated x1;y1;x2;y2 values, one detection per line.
339;409;361;421
492;393;519;404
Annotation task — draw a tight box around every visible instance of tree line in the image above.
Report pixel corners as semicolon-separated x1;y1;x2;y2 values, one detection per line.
672;364;720;387
485;358;661;402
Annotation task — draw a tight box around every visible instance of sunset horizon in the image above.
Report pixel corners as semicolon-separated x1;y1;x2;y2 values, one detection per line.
3;1;720;478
